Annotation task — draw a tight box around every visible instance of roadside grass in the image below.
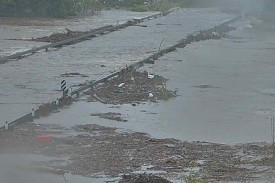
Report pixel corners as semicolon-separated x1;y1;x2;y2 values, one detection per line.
132;4;148;12
185;172;208;183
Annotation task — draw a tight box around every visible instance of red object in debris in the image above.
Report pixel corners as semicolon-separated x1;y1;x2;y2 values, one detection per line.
37;136;53;141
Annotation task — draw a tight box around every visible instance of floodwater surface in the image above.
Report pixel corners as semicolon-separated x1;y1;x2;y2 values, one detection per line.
0;154;117;183
0;9;233;126
0;10;156;57
32;15;275;144
0;8;274;183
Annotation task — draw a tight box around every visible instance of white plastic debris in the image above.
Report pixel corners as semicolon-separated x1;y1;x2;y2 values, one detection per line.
148;93;154;98
148;73;154;79
245;24;253;28
212;31;219;36
118;83;125;88
68;88;73;97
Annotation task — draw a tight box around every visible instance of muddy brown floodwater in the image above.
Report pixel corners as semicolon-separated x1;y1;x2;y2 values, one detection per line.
0;8;233;127
0;8;275;183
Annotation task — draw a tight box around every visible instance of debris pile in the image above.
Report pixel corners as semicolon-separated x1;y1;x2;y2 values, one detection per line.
187;24;236;43
74;124;116;133
0;123;274;182
87;68;176;105
10;25;113;43
61;72;88;78
32;28;79;43
91;112;127;122
38;97;72;117
119;174;172;183
38;103;52;117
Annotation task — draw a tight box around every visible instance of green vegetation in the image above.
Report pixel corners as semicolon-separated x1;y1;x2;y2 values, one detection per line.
160;84;175;100
100;0;146;8
150;0;179;12
185;172;208;183
0;0;227;18
0;0;102;17
101;0;220;12
101;0;183;11
132;4;148;12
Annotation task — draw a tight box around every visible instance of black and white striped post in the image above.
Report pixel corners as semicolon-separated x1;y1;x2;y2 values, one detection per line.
61;80;67;97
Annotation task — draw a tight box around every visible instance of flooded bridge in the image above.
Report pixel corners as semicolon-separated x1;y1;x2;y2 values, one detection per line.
0;7;274;183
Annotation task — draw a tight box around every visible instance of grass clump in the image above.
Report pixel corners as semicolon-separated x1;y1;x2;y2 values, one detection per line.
132;4;148;12
160;84;176;100
185;173;208;183
150;0;178;12
0;0;102;18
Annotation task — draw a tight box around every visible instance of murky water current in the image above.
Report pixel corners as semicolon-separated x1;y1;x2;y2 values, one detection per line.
0;8;274;182
0;9;233;125
0;10;156;57
0;154;116;183
1;8;274;144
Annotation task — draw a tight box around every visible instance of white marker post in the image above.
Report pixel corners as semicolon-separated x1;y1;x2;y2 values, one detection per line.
32;108;35;117
56;98;59;106
4;121;8;130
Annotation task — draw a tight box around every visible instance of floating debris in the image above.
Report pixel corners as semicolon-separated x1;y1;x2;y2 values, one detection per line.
91;112;127;122
119;174;172;183
33;28;78;43
61;72;88;78
8;26;113;43
192;85;220;89
86;68;176;105
0;123;274;182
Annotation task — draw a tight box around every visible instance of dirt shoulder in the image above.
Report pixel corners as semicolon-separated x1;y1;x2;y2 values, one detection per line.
0;122;274;182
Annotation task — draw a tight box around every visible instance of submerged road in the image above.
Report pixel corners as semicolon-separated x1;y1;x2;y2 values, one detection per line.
1;8;274;144
0;9;175;64
30;15;275;144
0;8;233;127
